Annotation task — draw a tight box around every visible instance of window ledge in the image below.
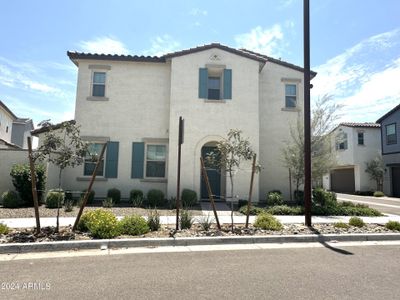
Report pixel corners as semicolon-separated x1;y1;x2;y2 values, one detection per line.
204;99;227;103
76;177;108;181
86;96;109;101
281;107;300;112
140;178;168;183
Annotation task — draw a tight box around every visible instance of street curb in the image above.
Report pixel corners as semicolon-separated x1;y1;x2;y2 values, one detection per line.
1;233;400;254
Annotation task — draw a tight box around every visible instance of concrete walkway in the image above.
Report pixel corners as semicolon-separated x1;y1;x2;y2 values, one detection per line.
1;214;400;228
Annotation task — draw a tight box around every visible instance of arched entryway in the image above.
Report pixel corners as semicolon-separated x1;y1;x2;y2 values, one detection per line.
200;142;225;200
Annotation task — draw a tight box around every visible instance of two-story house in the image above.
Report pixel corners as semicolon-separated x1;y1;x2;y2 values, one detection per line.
0;100;33;149
42;43;315;202
377;103;400;197
323;122;381;193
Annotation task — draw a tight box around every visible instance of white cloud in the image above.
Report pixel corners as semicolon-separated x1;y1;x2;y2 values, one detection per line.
144;35;181;56
189;8;208;16
79;36;130;54
234;25;285;57
312;28;400;122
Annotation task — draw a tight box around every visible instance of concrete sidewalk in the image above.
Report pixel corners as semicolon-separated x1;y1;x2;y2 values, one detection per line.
1;214;400;228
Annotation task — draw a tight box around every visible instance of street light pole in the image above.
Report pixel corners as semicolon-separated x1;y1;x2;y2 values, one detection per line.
303;0;312;226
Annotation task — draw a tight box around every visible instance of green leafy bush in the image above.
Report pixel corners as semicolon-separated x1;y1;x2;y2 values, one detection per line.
10;163;46;206
373;191;385;197
266;191;284;206
334;222;350;229
107;188;121;204
147;209;161;231
239;205;265;215
313;188;337;207
130;189;143;203
64;199;74;212
254;213;283;231
168;197;177;209
181;189;197;208
198;215;213;231
180;210;194;229
147;189;165;207
119;215;149;236
349;216;365;227
45;189;64;208
266;205;303;215
385;221;400;231
102;197;114;208
0;223;9;234
80;209;120;238
1;190;22;208
80;190;95;205
238;199;248;208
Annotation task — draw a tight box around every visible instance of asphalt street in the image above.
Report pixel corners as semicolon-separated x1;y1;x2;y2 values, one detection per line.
337;193;400;215
1;244;400;300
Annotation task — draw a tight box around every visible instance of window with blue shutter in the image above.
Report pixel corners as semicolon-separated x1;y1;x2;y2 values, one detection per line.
105;141;119;178
199;68;208;98
131;142;145;178
199;67;232;100
223;69;232;99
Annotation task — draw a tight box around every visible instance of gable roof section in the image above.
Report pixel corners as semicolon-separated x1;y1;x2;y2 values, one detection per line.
67;43;313;75
376;103;400;123
0;138;21;149
339;122;380;128
0;100;17;120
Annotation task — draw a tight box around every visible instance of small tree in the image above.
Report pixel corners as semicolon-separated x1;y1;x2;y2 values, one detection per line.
365;157;384;191
206;129;258;230
33;121;88;232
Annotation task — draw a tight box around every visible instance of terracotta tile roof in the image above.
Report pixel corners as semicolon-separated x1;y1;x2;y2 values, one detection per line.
67;51;165;66
376;103;400;123
31;120;76;135
339;122;381;128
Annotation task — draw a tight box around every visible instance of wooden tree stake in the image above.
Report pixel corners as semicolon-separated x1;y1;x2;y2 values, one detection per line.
245;154;257;228
27;136;41;234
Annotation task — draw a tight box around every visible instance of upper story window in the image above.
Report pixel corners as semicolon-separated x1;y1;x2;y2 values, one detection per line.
285;84;297;108
92;72;106;97
84;143;105;176
146;144;167;178
335;132;348;150
199;67;232;100
357;132;364;145
386;123;397;145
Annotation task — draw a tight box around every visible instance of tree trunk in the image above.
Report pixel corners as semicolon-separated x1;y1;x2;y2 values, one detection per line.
56;167;62;233
229;170;234;232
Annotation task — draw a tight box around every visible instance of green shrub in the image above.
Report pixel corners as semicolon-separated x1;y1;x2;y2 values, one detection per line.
1;190;22;208
107;188;121;204
147;209;161;231
147;189;165;207
0;223;9;234
254;213;283;231
269;190;282;195
181;189;197;208
180;210;194;229
10;163;46;206
102;197;114;208
334;222;350;229
313;188;337;207
266;191;284;206
349;216;365;227
81;209;120;239
119;215;149;236
45;189;64;208
265;205;303;215
238;205;265;215
80;190;95;205
76;212;92;232
385;221;400;231
64;199;74;212
198;215;213;231
238;199;248;208
130;189;143;203
373;191;385;197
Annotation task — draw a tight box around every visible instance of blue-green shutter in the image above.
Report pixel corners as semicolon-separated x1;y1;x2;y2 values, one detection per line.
105;141;119;178
199;68;208;98
223;69;232;99
131;142;145;178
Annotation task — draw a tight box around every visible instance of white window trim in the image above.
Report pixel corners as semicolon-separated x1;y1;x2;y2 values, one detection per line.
83;141;107;177
87;69;109;101
144;143;168;180
284;83;298;109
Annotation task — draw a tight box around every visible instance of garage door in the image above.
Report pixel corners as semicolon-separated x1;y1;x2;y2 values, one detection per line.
392;167;400;198
330;168;355;193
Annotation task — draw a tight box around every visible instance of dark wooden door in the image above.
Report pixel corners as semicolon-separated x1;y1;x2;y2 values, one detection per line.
201;146;221;199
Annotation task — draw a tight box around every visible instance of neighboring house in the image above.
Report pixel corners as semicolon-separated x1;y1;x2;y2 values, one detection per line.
377;103;400;197
0;100;33;149
323;122;381;193
36;43;316;201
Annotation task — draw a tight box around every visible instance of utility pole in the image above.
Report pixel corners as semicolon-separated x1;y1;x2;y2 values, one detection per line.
303;0;312;226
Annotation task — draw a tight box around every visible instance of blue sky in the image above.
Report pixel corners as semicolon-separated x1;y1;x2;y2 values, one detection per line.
0;0;399;127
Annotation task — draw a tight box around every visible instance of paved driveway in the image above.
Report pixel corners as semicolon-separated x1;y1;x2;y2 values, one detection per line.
337;193;400;215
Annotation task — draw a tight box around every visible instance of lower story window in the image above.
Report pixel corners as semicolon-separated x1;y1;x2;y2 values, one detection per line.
84;143;105;176
146;144;166;178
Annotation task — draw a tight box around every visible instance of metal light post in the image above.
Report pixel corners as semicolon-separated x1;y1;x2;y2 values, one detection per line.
303;0;312;226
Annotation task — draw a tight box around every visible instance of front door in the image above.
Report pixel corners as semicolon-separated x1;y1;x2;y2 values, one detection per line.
392;167;400;198
201;146;221;200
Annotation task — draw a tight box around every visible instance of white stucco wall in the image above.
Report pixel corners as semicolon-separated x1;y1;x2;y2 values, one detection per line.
0;107;14;143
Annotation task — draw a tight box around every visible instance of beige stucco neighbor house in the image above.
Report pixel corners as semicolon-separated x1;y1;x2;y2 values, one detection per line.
40;43;316;202
323;122;381;193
